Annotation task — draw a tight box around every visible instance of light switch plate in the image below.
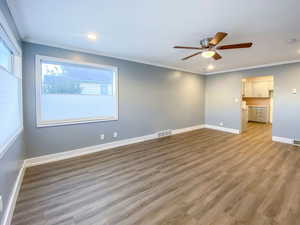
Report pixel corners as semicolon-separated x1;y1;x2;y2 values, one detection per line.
113;132;118;138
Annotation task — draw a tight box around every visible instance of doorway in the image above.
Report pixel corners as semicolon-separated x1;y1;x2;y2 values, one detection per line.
241;76;274;134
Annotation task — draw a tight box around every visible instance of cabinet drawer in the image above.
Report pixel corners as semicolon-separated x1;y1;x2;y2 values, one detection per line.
248;106;268;123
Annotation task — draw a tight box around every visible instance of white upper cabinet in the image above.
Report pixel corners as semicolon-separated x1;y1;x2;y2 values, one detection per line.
252;81;270;97
243;79;273;98
244;81;253;97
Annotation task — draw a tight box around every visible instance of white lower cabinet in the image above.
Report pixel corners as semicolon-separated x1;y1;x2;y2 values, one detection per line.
248;106;269;123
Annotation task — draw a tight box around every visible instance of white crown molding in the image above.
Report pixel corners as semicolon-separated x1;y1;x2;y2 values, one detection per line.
203;59;300;75
24;124;205;167
204;124;240;134
2;161;26;225
7;0;199;74
8;0;300;76
0;1;21;53
6;0;26;41
23;38;300;77
23;38;203;75
6;0;201;75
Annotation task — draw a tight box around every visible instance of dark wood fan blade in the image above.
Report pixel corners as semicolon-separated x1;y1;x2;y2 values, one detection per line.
182;52;202;60
174;46;203;50
209;32;228;46
213;52;222;60
217;42;253;50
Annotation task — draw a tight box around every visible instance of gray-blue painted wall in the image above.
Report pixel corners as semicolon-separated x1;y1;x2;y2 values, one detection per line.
2;3;300;223
205;63;300;139
22;42;206;158
0;0;25;224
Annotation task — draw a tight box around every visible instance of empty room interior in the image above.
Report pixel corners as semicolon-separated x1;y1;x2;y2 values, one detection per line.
1;1;300;225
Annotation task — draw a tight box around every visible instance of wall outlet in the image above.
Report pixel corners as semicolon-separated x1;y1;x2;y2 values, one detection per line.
219;122;224;126
100;134;105;140
113;132;118;138
0;195;3;214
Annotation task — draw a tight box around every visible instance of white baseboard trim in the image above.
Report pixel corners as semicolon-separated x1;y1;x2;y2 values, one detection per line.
172;125;205;135
204;124;240;134
272;136;294;145
2;162;26;225
24;124;205;167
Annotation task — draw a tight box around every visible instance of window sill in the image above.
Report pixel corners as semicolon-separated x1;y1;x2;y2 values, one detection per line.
37;117;118;128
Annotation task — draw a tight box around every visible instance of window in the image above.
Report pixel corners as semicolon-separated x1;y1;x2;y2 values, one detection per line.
0;39;13;72
36;56;118;127
0;24;22;158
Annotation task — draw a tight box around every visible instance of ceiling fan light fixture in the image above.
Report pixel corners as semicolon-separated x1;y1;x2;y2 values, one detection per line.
202;50;215;58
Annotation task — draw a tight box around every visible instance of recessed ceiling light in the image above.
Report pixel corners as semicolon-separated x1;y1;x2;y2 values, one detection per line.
207;64;214;70
87;33;97;40
202;50;215;58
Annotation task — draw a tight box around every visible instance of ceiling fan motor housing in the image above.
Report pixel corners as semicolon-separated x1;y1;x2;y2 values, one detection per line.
200;38;213;48
174;32;252;61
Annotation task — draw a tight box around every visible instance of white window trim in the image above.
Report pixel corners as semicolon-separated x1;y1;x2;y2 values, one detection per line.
35;55;119;127
0;9;23;159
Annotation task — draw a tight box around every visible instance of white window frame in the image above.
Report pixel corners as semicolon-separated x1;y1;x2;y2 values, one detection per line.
35;55;119;127
0;10;23;159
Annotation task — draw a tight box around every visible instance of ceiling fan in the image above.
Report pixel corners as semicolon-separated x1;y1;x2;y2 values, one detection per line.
174;32;253;61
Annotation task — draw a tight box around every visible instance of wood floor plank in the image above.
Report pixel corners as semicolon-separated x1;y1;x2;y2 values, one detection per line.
11;123;300;225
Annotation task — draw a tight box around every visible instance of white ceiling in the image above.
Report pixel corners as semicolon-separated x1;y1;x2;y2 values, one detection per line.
8;0;300;74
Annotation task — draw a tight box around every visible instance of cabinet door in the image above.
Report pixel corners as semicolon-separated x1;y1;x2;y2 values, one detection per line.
256;107;266;122
248;107;255;121
244;82;253;97
252;81;269;97
261;81;270;97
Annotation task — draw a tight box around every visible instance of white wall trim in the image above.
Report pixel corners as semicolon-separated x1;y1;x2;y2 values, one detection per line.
1;123;231;223
24;124;205;167
272;136;294;145
204;124;240;134
0;3;21;54
24;38;202;75
204;59;300;75
2;162;26;225
7;0;300;76
24;39;300;77
172;125;205;135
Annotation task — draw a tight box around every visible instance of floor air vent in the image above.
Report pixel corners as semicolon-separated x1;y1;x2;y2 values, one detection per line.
293;140;300;146
157;129;172;138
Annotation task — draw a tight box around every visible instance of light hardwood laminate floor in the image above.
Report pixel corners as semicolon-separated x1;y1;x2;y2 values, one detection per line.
11;123;300;225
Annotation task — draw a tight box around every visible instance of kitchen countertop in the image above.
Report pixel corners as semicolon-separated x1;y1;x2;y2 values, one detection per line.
247;105;269;107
